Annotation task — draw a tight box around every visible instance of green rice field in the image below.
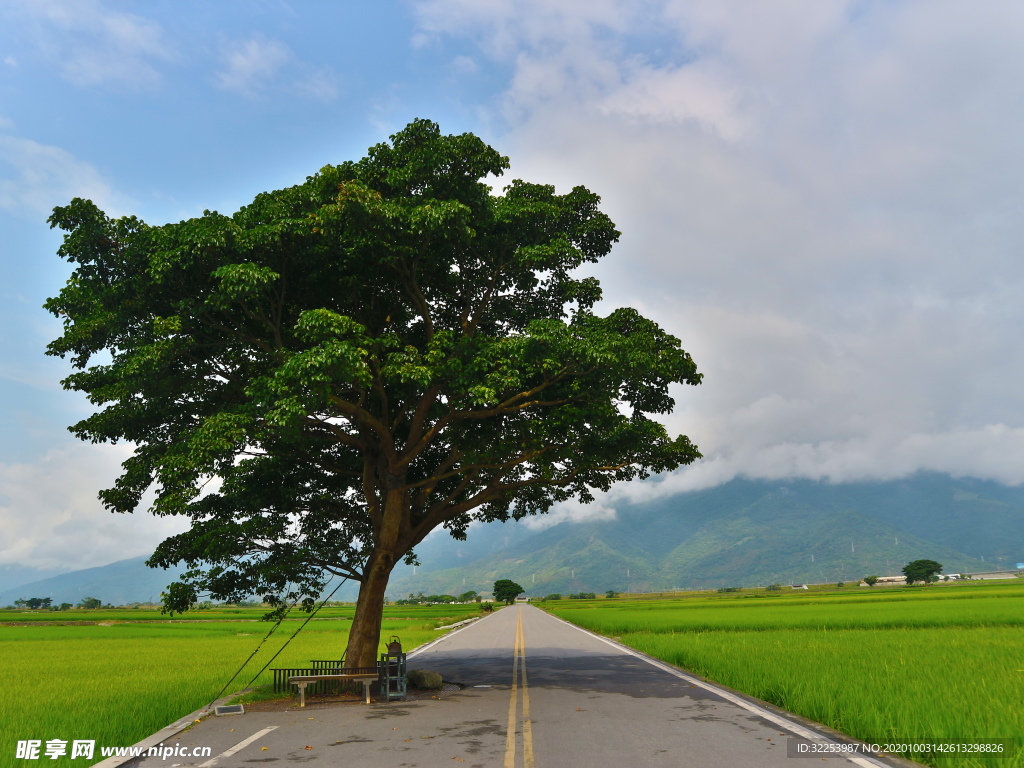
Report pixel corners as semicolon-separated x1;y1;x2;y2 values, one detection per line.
0;603;480;766
547;580;1024;768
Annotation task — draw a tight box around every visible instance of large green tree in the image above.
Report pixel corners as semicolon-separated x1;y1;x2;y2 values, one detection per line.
902;559;943;585
45;120;702;666
493;579;525;604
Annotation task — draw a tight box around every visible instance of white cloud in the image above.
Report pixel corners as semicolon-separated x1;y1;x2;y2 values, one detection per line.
216;35;292;97
0;443;190;572
294;66;341;102
12;0;175;89
522;497;619;531
414;0;1024;503
0;135;127;217
215;35;341;102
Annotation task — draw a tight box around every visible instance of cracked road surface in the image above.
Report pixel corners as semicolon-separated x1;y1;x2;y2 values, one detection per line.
128;604;901;767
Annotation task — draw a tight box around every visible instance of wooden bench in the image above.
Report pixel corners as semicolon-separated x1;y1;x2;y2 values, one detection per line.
288;672;380;706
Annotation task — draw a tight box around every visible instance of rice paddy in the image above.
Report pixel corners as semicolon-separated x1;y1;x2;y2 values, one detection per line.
547;580;1024;768
0;603;480;765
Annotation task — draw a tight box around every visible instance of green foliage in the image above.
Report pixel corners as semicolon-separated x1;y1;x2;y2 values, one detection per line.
765;583;782;591
903;559;943;585
493;579;524;604
545;593;562;600
77;597;102;609
407;668;444;690
567;592;597;600
457;590;478;602
14;597;52;609
605;590;618;598
394;593;458;605
44;119;701;646
863;575;879;587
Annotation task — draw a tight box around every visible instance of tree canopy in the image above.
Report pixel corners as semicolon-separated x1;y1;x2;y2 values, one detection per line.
493;579;525;604
45;119;702;665
902;559;943;585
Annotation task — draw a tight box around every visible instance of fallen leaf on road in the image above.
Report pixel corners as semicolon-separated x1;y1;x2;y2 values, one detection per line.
304;746;313;750
261;747;268;751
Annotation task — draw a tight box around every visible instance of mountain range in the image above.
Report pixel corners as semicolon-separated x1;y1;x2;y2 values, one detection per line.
2;473;1021;607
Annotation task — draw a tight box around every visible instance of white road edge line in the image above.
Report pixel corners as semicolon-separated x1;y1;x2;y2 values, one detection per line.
197;726;278;767
407;609;498;659
543;609;889;768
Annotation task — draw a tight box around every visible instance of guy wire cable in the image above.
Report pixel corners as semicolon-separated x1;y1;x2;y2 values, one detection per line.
203;588;301;710
240;574;349;691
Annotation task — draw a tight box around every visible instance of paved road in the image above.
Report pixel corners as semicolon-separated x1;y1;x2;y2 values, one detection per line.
129;605;907;767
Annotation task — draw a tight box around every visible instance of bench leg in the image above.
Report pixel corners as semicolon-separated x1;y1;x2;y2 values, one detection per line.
295;682;308;708
362;679;372;704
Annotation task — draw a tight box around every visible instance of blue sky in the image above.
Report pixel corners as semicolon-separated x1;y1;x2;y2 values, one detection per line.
3;0;1024;574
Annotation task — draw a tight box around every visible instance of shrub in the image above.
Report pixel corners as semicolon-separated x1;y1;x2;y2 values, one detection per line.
407;669;444;690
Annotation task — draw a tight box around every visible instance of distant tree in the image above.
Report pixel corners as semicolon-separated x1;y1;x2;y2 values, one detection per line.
19;597;52;609
58;603;73;611
568;592;596;600
13;599;25;608
903;559;943;585
765;583;782;591
863;575;879;587
77;597;102;609
457;590;478;603
836;582;845;588
605;590;619;598
493;579;525;604
545;593;562;600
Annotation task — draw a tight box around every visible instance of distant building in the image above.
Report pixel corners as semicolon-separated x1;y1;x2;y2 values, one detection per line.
860;576;907;586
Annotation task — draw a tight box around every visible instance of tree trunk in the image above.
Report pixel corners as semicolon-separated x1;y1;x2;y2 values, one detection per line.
344;485;407;667
344;553;395;667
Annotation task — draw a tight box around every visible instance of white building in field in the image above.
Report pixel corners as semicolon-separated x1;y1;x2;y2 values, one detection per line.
860;575;907;586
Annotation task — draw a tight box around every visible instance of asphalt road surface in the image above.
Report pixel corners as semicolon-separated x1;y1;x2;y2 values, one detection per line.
127;604;908;768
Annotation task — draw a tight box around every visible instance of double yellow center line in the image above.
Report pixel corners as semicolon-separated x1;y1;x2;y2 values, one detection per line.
504;608;535;768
